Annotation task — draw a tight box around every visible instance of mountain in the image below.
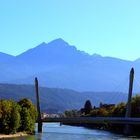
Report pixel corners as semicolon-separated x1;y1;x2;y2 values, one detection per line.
0;38;139;92
16;38;90;66
0;83;128;113
0;52;14;63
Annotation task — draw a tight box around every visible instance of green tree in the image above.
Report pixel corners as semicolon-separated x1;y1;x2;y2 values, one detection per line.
97;108;109;117
0;100;3;132
0;100;21;134
64;110;79;117
20;108;34;132
0;98;37;134
90;109;98;117
18;98;37;133
111;103;126;117
84;100;92;115
131;95;140;117
9;104;21;134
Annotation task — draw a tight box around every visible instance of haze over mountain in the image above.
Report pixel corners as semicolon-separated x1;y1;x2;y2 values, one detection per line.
0;38;140;92
0;84;128;113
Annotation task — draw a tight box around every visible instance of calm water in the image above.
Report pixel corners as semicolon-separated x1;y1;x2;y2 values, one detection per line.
7;123;139;140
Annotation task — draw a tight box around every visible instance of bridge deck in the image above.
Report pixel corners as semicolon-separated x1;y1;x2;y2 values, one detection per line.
41;117;140;125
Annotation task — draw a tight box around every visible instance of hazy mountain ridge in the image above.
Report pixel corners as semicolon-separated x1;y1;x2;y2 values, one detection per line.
0;83;128;113
0;38;140;92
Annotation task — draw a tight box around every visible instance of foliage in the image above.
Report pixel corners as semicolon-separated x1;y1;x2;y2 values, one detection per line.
64;110;79;117
111;103;126;117
18;98;37;133
20;108;34;132
90;108;109;117
0;100;21;134
86;95;140;118
18;98;37;122
0;98;37;134
9;103;21;134
131;95;140;117
84;100;92;115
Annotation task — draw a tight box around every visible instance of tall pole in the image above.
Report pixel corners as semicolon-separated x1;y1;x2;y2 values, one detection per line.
35;77;42;133
124;68;134;135
125;68;134;118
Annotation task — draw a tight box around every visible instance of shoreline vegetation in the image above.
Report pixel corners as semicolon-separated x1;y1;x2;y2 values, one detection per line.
0;98;37;137
64;95;140;136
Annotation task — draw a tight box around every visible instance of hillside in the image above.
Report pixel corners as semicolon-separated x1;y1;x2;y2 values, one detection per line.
0;83;128;113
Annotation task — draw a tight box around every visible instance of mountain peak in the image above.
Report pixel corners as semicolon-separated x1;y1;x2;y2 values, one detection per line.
47;38;69;46
92;53;102;57
40;42;47;45
35;38;70;50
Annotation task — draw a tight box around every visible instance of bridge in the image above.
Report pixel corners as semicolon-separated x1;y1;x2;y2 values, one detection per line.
35;67;140;135
42;117;140;125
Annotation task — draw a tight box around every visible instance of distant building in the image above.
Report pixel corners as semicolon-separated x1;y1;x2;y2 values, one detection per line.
41;113;49;119
100;102;115;109
41;113;63;119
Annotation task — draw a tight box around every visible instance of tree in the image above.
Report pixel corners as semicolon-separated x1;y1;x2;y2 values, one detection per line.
131;95;140;117
0;98;37;134
97;108;109;117
111;103;126;117
20;108;34;132
84;100;92;115
0;100;21;134
64;110;79;117
18;98;37;133
9;103;21;134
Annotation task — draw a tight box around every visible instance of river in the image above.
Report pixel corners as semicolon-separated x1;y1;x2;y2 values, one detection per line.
7;123;139;140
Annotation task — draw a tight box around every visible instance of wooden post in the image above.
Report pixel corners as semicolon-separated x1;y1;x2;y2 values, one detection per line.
35;77;42;133
124;68;134;135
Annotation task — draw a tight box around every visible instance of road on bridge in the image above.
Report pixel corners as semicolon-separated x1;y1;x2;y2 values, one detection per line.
41;117;140;125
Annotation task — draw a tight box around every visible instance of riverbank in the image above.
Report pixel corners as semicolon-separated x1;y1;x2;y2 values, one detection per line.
62;122;140;136
0;132;28;139
0;123;133;140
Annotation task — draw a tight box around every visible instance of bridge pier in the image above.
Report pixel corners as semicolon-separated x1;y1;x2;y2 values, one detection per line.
123;68;134;135
124;125;133;135
35;77;43;133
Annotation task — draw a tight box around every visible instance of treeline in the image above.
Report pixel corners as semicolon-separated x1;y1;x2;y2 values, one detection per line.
65;95;140;118
88;95;140;118
64;95;140;135
0;98;37;134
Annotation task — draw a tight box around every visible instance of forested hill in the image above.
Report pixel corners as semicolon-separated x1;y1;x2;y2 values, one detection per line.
0;83;129;113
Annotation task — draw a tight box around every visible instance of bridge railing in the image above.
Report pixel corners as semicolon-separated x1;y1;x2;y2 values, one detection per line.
41;117;140;125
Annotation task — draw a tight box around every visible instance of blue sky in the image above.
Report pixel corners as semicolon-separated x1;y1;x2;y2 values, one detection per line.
0;0;140;60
